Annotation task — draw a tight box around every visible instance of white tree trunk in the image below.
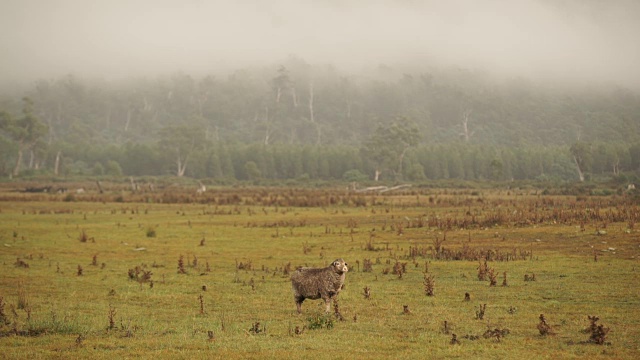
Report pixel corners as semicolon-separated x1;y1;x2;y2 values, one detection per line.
460;109;474;142
396;146;409;180
124;108;132;132
176;152;188;177
178;164;187;177
143;96;152;111
276;87;282;104
13;148;23;177
292;87;298;107
28;149;35;169
54;150;61;176
130;177;138;192
573;155;585;182
308;82;315;124
309;81;321;144
263;106;273;146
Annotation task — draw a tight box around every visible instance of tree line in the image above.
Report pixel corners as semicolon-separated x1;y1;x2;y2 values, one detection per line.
1;57;639;182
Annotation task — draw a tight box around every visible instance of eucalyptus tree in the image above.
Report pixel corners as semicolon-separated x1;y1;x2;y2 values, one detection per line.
570;141;592;182
157;125;205;177
0;98;48;177
362;117;421;181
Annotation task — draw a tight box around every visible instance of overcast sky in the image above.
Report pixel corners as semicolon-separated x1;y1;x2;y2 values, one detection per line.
1;0;639;87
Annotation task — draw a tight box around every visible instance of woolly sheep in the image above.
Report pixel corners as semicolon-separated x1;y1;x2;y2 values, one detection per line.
290;258;349;314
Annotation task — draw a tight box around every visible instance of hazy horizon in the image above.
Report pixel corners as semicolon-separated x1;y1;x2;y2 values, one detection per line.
2;0;639;88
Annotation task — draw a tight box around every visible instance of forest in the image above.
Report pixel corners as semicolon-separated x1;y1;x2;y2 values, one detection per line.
1;57;639;184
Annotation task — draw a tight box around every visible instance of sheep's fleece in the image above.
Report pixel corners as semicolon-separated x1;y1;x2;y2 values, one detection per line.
290;258;348;313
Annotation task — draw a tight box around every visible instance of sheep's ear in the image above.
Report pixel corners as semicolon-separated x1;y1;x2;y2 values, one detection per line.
333;260;340;266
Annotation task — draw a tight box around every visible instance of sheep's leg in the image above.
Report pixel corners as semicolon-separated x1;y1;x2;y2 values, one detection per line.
295;295;305;314
324;290;338;313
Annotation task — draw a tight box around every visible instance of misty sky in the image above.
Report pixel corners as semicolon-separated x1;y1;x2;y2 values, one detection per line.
1;0;639;87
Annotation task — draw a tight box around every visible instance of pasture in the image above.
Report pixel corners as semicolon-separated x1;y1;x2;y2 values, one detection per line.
1;182;639;359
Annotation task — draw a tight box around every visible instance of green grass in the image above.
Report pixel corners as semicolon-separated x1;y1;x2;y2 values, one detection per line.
1;188;639;359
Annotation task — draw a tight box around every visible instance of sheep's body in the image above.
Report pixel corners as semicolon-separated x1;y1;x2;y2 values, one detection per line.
290;258;348;313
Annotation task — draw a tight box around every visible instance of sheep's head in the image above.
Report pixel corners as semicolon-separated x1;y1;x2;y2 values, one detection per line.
331;258;349;273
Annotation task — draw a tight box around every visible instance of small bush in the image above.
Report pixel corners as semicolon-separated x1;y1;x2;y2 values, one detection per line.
587;316;610;345
307;314;334;330
342;169;368;182
146;227;156;238
78;230;88;243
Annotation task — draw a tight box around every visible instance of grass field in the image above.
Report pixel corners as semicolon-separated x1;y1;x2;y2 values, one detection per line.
1;183;639;359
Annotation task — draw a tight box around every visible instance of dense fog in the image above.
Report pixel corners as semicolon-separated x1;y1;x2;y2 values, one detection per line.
2;0;640;88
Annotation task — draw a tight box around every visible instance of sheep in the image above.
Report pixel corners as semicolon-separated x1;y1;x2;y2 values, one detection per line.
290;258;349;314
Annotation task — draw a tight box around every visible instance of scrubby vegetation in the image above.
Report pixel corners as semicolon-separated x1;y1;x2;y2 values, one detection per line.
0;183;638;359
